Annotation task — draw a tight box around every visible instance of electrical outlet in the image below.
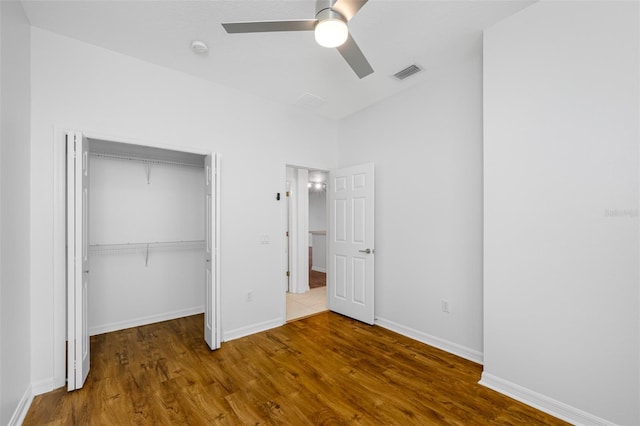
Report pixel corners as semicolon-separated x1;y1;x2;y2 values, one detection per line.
441;299;450;314
247;290;253;302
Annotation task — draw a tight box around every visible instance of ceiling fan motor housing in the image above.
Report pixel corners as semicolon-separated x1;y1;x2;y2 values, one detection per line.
316;8;347;25
316;0;344;20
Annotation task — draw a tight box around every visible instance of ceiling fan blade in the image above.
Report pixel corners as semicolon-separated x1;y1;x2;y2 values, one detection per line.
336;33;373;79
332;0;368;21
222;20;316;34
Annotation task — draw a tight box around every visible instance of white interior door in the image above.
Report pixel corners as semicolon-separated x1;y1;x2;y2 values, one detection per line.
66;131;90;391
328;163;375;324
204;154;220;350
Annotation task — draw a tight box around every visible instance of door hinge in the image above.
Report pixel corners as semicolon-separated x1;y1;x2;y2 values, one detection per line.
286;231;289;237
286;191;290;197
286;271;290;277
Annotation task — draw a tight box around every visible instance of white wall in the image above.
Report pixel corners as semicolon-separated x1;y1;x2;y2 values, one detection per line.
30;28;338;392
308;188;327;272
0;1;32;423
310;233;326;272
309;187;327;271
88;156;205;334
483;2;639;425
309;188;326;231
337;46;484;362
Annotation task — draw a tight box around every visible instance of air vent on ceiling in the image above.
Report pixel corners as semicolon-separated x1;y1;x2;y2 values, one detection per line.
295;93;327;110
393;64;422;81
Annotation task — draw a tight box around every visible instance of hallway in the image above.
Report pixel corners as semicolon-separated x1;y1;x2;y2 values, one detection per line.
286;285;327;322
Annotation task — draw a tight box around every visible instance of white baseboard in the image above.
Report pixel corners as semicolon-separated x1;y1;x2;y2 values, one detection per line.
8;385;34;426
374;316;483;364
223;317;282;342
479;373;612;426
31;377;57;396
89;306;204;336
311;266;326;273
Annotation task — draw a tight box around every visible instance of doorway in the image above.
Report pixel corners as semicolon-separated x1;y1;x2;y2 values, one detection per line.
285;166;328;321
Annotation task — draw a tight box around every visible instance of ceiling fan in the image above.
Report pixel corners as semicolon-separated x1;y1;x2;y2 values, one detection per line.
222;0;374;79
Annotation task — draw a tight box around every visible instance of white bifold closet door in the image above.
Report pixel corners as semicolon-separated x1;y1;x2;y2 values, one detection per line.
66;131;90;391
204;153;220;350
66;131;220;391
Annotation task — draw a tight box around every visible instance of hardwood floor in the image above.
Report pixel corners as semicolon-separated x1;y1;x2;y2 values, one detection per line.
309;270;326;289
25;313;567;425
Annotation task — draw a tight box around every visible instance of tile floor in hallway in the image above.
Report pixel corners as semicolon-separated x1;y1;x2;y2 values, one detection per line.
286;286;327;321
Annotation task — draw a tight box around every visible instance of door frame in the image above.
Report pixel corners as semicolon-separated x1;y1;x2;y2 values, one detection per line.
281;163;330;323
53;127;221;389
287;167;309;294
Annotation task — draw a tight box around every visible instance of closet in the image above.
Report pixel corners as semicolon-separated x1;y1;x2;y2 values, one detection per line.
66;131;219;391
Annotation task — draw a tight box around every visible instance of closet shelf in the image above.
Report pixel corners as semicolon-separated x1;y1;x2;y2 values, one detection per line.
89;152;203;169
89;240;205;255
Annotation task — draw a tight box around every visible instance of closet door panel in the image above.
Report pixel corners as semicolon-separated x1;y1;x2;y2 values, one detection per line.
67;131;90;391
204;154;218;350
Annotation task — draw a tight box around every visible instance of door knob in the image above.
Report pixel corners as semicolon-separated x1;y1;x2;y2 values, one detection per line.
358;248;372;254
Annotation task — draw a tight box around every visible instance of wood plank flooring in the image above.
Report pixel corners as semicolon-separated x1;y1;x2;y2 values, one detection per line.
309;270;326;289
24;312;568;425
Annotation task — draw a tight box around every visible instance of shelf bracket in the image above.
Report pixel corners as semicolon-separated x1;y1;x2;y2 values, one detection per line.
145;163;151;184
145;243;150;267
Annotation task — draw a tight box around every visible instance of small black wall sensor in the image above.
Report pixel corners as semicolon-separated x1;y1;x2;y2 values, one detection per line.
276;192;281;201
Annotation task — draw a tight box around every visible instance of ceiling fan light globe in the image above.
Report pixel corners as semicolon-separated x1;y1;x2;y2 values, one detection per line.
315;18;348;48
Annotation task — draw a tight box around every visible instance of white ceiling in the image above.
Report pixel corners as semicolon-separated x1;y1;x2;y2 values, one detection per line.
21;0;534;120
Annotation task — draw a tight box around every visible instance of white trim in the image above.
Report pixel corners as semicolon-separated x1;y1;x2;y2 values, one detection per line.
80;129;208;156
8;385;33;426
31;378;56;395
214;154;222;349
89;306;204;336
295;169;309;294
311;266;327;273
288;169;299;294
223;318;282;342
374;316;483;364
52;126;67;390
479;373;612;426
280;165;289;325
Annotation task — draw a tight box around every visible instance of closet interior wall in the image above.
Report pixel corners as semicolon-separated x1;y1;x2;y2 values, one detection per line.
88;139;206;335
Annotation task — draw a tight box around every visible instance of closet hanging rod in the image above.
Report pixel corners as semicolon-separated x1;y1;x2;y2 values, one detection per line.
89;240;205;254
89;152;204;169
90;239;205;248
